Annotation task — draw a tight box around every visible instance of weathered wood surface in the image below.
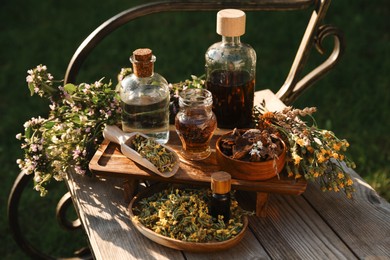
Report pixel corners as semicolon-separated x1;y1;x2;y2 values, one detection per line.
66;166;390;260
303;170;390;259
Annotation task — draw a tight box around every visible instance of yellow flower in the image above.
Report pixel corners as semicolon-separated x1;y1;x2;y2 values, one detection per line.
293;153;303;165
295;173;302;179
288;171;294;178
347;179;353;186
317;153;326;163
337;172;344;179
296;138;305;147
332;152;339;159
313;172;319;178
333;143;342;151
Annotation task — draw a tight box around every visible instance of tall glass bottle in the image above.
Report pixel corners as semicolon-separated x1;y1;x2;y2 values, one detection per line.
205;9;257;129
119;48;170;144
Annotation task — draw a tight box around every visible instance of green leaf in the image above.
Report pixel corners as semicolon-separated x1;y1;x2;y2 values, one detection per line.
25;126;32;139
28;82;35;96
64;83;77;94
44;121;56;129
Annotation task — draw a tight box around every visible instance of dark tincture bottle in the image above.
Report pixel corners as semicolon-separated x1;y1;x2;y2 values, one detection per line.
210;171;231;222
205;9;256;129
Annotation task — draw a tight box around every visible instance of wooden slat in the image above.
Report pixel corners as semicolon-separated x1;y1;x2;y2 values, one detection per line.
237;191;357;259
303;169;390;259
66;171;185;260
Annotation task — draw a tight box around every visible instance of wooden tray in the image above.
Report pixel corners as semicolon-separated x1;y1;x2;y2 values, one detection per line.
89;128;306;195
128;183;248;252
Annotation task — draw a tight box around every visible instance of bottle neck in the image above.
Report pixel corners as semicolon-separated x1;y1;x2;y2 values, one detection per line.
222;36;241;45
132;61;154;78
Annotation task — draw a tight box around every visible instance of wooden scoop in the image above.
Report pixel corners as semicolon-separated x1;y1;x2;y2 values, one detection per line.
103;125;179;178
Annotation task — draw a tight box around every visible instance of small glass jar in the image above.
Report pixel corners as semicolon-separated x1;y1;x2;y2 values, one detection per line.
175;88;217;160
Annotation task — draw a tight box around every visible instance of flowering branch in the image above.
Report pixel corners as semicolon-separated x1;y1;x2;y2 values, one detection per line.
17;65;121;196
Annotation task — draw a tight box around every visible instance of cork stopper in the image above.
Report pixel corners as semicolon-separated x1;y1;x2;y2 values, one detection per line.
216;9;246;37
130;48;155;77
211;171;231;194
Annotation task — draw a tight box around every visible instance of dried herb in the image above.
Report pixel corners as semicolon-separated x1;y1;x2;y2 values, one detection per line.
132;186;252;242
131;135;176;173
219;128;283;162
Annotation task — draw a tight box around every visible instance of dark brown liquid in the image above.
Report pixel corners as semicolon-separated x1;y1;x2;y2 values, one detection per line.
175;109;217;152
206;70;254;129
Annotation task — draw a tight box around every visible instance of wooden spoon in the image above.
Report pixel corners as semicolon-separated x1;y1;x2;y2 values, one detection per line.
103;125;179;178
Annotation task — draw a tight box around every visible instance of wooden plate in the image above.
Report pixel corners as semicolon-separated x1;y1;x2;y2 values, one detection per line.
128;184;248;252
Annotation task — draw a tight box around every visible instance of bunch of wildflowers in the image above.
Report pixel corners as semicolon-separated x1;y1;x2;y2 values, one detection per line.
16;65;121;196
255;101;356;198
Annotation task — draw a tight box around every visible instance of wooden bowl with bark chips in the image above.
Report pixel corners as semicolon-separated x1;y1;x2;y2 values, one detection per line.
216;129;286;181
128;183;248;252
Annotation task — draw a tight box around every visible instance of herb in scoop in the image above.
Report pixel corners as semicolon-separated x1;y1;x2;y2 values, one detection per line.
131;135;176;173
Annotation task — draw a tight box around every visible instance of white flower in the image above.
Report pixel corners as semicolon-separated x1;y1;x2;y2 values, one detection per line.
26;75;34;83
250;149;260;156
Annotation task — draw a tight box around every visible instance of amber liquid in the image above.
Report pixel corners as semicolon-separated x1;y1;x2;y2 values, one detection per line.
175;109;217;158
206;70;254;129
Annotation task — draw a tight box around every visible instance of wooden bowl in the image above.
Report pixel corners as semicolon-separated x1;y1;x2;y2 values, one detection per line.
128;183;248;252
215;130;286;181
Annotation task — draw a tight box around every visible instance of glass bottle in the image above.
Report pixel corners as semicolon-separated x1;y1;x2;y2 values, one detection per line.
210;171;231;222
205;9;257;129
175;88;217;160
119;48;170;144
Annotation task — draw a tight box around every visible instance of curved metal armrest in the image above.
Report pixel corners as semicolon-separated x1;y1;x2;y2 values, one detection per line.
276;0;346;104
7;172;91;259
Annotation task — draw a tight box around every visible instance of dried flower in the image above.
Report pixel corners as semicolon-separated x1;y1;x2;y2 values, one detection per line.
254;101;356;198
131;135;176;173
132;185;253;242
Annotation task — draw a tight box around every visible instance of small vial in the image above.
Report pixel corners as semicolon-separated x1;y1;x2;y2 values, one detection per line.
210;171;231;222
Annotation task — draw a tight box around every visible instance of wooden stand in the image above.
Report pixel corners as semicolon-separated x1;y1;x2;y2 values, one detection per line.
89;128;306;217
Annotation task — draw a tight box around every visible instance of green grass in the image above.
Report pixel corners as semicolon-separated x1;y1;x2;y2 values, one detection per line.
1;0;388;258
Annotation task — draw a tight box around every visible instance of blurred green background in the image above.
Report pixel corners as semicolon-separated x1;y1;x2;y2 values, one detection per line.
1;0;388;258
